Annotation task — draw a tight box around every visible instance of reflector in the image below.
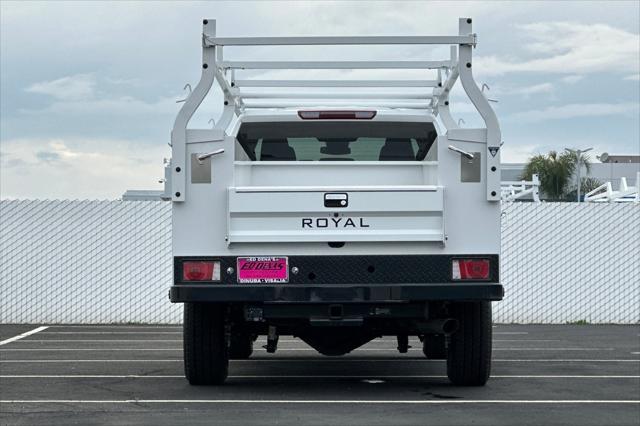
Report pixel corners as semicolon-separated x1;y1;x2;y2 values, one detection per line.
452;259;490;280
183;261;220;281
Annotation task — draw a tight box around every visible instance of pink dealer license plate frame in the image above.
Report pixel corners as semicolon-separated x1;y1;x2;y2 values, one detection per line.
236;257;289;283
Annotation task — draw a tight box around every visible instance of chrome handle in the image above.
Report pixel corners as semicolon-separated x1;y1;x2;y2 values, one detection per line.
197;148;225;163
448;145;474;160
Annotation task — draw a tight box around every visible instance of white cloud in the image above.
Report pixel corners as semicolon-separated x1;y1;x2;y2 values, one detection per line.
104;76;146;86
500;143;543;163
25;73;96;101
505;102;640;123
515;83;554;96
476;22;640;76
624;74;640;81
19;94;180;117
22;72;181;117
0;138;169;199
491;82;554;98
561;75;584;84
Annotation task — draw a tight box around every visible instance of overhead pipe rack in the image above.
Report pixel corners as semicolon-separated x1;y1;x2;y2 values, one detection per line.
170;18;502;203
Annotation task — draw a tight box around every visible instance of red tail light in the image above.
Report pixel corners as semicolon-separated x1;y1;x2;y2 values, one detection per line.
452;259;490;280
298;110;377;120
182;261;221;281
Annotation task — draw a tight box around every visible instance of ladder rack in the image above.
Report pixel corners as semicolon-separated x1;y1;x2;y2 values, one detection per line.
584;172;640;203
214;50;458;112
501;175;541;203
170;18;502;203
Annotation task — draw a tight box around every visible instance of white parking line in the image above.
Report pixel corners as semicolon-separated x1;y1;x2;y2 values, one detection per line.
0;327;49;346
0;349;184;351
1;359;638;363
241;358;640;362
9;339;561;343
0;347;615;352
37;331;530;336
1;375;638;379
491;340;561;342
37;327;531;331
254;339;558;343
0;359;183;363
48;326;180;329
11;340;184;343
492;348;614;351
40;332;182;335
1;399;638;404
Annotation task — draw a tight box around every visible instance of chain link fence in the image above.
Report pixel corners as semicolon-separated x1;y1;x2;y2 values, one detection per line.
1;200;638;324
497;202;639;323
0;200;177;324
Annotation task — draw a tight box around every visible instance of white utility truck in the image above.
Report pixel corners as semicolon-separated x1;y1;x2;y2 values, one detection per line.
168;18;503;386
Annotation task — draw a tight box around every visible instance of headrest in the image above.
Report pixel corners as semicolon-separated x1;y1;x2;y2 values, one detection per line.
261;139;296;161
379;138;415;161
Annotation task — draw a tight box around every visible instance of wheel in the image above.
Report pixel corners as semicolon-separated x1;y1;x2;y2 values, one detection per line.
229;333;254;359
183;303;229;385
422;334;447;359
446;301;492;386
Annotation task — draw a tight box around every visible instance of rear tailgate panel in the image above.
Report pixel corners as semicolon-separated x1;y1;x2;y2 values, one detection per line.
228;186;444;244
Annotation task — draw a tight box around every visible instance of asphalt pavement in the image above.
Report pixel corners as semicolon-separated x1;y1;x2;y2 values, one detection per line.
0;324;639;426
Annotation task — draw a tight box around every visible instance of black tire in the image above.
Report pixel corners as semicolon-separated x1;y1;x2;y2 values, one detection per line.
183;303;229;385
229;334;254;359
422;334;447;359
446;301;492;386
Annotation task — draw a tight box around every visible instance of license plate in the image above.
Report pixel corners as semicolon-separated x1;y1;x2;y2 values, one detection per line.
237;257;289;283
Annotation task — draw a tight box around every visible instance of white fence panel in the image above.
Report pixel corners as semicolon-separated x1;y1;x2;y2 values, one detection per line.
0;200;178;324
1;200;638;324
496;202;639;323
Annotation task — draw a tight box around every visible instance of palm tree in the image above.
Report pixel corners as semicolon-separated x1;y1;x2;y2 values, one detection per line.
564;150;592;176
521;151;576;200
564;150;593;201
565;177;603;201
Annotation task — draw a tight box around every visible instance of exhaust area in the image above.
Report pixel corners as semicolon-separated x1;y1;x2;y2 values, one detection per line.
418;318;459;335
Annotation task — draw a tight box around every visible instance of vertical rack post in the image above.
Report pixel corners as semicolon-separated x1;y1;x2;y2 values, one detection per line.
170;19;217;202
435;45;460;131
457;18;502;201
213;42;240;128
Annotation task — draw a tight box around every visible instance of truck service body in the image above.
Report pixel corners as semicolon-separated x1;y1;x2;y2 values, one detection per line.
168;18;503;386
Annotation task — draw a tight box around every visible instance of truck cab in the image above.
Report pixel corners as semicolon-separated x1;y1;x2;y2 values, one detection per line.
168;18;503;386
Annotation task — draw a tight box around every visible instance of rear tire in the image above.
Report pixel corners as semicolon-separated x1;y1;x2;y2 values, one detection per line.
183;303;229;385
446;301;492;386
229;334;254;359
422;334;447;359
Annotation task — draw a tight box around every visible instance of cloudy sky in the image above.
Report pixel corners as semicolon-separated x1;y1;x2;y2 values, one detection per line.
1;0;639;199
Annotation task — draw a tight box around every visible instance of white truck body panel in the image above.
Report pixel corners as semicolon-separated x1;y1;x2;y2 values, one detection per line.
170;17;503;387
228;186;444;244
173;117;499;256
170;18;501;258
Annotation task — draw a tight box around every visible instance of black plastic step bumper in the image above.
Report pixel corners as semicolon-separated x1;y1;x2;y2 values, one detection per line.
169;283;503;303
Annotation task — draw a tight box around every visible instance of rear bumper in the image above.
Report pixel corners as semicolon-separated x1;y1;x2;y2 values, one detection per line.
169;283;504;303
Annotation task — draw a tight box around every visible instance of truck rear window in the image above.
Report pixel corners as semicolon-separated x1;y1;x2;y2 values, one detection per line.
236;122;437;161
